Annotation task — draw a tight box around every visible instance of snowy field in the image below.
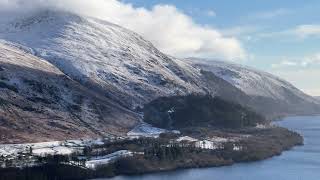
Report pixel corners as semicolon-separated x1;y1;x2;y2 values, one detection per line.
0;122;175;160
127;122;179;138
176;135;246;151
0;139;106;159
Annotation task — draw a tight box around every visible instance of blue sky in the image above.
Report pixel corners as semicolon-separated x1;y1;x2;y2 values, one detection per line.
122;0;320;95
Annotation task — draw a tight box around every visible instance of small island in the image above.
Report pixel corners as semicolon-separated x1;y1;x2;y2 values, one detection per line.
0;95;303;180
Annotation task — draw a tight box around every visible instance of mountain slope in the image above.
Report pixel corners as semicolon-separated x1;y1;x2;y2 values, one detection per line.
0;10;319;144
0;41;139;143
0;11;203;110
187;58;320;119
2;11;319;118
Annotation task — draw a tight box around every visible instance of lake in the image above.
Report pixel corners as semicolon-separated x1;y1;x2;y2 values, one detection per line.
95;116;320;180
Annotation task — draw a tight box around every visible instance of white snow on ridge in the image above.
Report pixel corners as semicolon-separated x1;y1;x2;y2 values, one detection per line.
0;10;203;108
1;10;317;112
0;41;62;75
186;58;318;103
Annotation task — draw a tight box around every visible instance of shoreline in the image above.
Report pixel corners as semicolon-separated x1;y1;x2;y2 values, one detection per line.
107;127;303;178
0;126;303;180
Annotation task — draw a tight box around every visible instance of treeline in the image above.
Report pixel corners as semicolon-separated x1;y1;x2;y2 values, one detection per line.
144;143;184;160
0;164;90;180
88;134;200;160
0;153;114;180
76;134;219;164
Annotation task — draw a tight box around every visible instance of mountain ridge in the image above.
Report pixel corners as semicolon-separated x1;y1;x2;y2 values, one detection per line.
1;10;204;109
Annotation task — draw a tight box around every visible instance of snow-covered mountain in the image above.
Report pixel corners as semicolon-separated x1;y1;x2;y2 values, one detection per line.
187;58;320;119
0;10;203;110
0;10;319;143
0;41;139;143
187;58;312;101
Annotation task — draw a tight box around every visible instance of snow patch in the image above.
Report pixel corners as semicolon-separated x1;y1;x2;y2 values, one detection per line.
176;136;198;142
127;123;174;138
85;150;133;169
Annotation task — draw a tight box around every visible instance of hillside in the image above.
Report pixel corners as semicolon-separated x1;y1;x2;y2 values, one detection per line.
0;10;203;110
0;41;139;143
144;95;266;129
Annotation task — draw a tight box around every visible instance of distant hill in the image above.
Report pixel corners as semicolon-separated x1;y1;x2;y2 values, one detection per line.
186;58;320;119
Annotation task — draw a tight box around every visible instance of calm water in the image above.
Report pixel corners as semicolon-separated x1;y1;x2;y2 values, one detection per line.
97;116;320;180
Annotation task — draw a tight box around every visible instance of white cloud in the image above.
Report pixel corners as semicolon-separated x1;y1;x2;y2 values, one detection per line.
271;69;320;96
301;53;320;66
186;8;216;17
248;8;292;20
271;60;298;68
206;10;216;17
294;24;320;38
0;0;246;61
254;24;320;41
271;54;320;69
270;54;320;95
